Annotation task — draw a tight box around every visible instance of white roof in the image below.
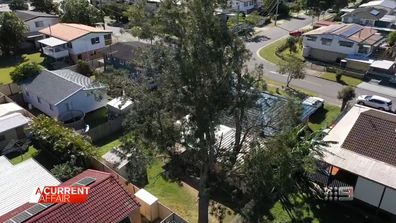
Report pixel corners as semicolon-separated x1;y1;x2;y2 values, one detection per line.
340;8;355;13
0;102;25;117
0;113;30;133
102;149;129;169
0;156;13;172
0;158;60;216
360;0;396;9
135;189;158;205
370;60;395;70
38;37;67;47
107;97;133;111
321;105;396;190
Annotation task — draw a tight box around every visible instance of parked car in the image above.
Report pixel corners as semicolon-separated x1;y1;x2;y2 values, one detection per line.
289;30;302;37
303;97;325;109
356;95;392;111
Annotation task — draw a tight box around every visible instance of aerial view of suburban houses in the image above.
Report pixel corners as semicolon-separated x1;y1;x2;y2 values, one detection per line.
2;0;396;222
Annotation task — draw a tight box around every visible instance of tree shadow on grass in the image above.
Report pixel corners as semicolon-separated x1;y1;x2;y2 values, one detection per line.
309;107;329;125
0;54;27;68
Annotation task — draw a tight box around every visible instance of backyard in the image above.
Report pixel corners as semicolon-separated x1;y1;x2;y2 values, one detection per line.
0;53;44;84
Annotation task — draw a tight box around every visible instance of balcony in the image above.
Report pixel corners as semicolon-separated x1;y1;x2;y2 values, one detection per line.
43;46;69;59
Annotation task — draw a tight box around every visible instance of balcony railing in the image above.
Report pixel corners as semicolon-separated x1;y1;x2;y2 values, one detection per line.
43;46;69;59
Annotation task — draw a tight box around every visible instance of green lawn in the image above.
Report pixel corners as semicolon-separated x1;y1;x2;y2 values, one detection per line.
95;133;123;157
320;72;363;87
0;53;44;84
84;107;109;128
7;146;38;165
308;104;340;131
259;38;304;65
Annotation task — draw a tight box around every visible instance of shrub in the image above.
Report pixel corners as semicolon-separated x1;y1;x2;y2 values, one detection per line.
10;62;42;83
77;60;93;77
336;69;343;82
51;161;83;182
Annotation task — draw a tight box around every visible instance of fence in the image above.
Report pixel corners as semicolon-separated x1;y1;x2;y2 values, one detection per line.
0;83;20;96
87;117;123;143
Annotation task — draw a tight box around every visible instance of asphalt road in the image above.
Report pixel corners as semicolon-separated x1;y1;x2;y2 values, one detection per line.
245;15;396;107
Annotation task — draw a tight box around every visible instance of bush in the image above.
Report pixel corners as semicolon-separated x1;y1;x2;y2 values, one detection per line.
336;69;343;82
10;62;42;83
77;60;93;77
387;31;396;46
51;161;83;182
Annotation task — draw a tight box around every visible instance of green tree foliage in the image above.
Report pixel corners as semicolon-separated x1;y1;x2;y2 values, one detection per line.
60;0;103;26
103;3;129;23
77;60;93;77
10;62;42;83
337;86;355;111
9;0;28;10
387;31;396;46
126;1;158;42
51;160;83;181
286;36;297;54
0;12;27;55
28;115;97;166
277;55;305;88
31;0;59;14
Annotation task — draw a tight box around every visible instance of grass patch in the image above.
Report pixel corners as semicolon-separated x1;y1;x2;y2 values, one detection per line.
95;132;123;157
259;38;304;65
0;53;44;84
7;146;38;165
308;104;340;131
145;159;199;222
84;107;108;128
320;72;363;87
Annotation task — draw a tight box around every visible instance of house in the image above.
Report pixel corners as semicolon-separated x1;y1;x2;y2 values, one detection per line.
105;41;148;72
302;24;385;63
38;23;112;63
0;169;142;223
341;7;388;26
21;69;107;121
14;10;59;48
0;93;33;151
359;0;396;12
231;0;258;13
367;59;396;77
0;156;60;216
320;104;396;215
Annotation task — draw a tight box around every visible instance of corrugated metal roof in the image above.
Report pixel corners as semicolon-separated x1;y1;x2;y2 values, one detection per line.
0;156;13;172
0;158;60;216
53;69;105;90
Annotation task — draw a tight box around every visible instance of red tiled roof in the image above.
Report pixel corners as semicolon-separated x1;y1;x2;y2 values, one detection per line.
0;169;140;223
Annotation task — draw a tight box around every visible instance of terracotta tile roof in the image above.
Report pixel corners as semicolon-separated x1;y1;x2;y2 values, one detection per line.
342;110;396;166
39;23;112;42
0;169;140;223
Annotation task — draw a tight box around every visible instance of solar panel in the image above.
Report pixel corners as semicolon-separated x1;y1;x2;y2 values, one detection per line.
77;177;96;186
340;25;363;37
11;211;32;223
370;9;380;16
26;204;47;215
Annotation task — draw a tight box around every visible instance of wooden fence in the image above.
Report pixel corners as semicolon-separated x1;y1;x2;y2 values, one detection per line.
87;117;123;143
0;83;20;96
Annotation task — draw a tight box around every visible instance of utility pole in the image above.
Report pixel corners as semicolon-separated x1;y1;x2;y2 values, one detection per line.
274;0;279;26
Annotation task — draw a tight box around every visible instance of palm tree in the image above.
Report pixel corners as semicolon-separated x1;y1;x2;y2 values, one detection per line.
337;86;356;111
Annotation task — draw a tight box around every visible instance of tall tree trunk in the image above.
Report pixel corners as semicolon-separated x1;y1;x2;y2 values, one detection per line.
341;100;346;111
286;74;292;88
198;162;209;223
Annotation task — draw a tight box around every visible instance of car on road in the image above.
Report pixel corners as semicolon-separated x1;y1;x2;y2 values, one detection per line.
303;97;325;109
356;95;392;111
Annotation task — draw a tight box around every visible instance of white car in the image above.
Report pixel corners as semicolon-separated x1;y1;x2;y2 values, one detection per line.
303;97;325;109
356;95;392;111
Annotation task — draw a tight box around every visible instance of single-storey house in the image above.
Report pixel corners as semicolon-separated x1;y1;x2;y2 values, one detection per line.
14;10;59;48
321;104;396;215
359;0;396;11
302;23;385;63
341;7;388;26
231;0;258;13
0;169;142;223
105;41;148;72
38;23;112;63
0;156;60;216
21;69;107;121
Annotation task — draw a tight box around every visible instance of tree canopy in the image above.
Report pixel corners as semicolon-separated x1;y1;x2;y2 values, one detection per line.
10;62;42;83
60;0;103;26
387;31;396;46
337;86;355;111
9;0;29;10
277;55;306;88
0;12;27;55
31;0;59;14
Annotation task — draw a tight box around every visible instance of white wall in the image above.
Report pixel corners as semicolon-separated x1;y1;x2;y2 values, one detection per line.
354;176;385;207
232;0;256;12
68;33;110;55
303;34;360;55
21;87;59;118
26;17;59;33
57;89;108;116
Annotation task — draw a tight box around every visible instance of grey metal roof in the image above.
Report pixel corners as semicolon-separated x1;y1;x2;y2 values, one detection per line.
22;70;83;105
343;7;387;20
14;10;58;22
52;69;105;89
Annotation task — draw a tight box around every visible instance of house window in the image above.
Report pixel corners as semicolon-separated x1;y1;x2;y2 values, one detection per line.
104;34;112;45
37;97;41;103
249;1;253;5
244;2;248;7
91;37;100;45
306;35;317;42
49;104;53;111
0;135;5;141
321;38;333;46
67;42;73;48
35;21;44;28
339;41;354;48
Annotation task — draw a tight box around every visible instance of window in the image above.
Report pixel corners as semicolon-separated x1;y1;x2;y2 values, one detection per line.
244;2;248;6
37;97;41;103
104;34;112;45
0;135;5;141
35;21;44;28
67;42;73;48
91;37;100;45
49;104;53;111
306;35;317;42
339;41;354;48
321;38;333;46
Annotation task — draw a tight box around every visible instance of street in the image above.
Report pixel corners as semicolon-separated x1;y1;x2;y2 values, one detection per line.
245;14;396;106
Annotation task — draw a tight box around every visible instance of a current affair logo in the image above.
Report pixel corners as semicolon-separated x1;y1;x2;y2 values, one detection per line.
30;186;90;204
